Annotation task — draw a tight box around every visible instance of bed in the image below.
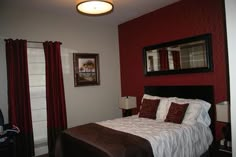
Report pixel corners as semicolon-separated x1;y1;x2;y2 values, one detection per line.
55;85;215;157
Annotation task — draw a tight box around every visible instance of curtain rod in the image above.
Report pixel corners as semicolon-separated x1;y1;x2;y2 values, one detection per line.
28;40;62;45
28;40;43;44
0;36;42;43
0;37;62;44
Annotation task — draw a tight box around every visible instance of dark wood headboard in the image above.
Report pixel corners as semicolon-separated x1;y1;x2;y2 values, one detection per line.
144;85;215;140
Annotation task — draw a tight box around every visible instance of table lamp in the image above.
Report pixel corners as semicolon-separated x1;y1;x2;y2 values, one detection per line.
216;101;231;148
119;96;136;117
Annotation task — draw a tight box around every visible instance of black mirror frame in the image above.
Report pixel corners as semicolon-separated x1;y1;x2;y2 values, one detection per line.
143;34;213;76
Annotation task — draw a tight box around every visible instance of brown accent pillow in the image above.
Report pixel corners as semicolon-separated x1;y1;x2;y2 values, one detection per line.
165;102;189;124
139;99;160;119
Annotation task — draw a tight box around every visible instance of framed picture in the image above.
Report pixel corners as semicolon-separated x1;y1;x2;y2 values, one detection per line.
73;53;100;87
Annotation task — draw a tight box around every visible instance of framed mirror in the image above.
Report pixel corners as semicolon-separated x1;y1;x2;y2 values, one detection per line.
143;34;213;76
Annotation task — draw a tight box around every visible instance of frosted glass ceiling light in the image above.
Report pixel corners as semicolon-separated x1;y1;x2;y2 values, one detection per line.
76;0;114;15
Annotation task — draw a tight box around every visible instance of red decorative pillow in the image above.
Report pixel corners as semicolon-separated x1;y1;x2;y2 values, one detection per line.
165;102;189;124
139;99;160;119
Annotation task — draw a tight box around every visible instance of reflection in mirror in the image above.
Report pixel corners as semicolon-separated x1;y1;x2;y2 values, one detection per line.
143;34;212;76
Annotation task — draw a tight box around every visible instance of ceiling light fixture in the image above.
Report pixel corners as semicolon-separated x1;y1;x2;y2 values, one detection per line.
76;0;114;15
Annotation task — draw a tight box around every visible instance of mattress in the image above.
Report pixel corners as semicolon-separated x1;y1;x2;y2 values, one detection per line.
97;115;213;157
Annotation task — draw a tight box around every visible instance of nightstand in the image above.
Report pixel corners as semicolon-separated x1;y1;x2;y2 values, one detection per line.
122;109;132;117
212;140;232;157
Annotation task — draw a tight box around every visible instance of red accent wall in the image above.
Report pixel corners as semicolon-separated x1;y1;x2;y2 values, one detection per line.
118;0;228;139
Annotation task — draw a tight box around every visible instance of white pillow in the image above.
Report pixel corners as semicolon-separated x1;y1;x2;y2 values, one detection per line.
171;97;211;126
195;99;211;127
141;95;212;126
142;94;162;101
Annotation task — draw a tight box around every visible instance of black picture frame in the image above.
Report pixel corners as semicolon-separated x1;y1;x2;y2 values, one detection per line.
73;53;100;87
143;34;213;76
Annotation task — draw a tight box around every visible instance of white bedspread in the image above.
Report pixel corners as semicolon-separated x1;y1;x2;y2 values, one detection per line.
97;115;213;157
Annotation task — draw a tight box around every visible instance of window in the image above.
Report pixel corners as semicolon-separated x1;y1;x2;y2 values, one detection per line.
180;43;206;68
27;45;48;156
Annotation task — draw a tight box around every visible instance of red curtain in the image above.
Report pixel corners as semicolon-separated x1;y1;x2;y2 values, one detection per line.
5;39;35;157
43;41;67;157
159;48;169;70
171;51;181;69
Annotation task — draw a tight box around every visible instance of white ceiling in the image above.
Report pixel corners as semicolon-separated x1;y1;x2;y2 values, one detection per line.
2;0;180;25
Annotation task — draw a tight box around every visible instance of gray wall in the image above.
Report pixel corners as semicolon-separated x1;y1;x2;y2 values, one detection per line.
0;5;121;127
0;40;8;123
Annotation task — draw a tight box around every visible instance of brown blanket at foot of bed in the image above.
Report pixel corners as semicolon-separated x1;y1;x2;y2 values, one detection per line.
55;123;154;157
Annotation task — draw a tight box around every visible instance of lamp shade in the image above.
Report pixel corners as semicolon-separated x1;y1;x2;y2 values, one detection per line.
76;0;114;15
216;101;229;122
119;96;136;110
